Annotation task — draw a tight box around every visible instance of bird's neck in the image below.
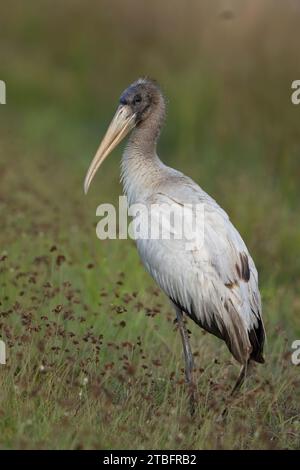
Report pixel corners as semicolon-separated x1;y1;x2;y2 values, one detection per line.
121;102;166;205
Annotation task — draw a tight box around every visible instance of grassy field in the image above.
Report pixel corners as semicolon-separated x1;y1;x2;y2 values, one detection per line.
1;0;300;449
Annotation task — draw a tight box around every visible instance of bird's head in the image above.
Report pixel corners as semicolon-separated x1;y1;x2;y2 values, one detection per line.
84;78;164;194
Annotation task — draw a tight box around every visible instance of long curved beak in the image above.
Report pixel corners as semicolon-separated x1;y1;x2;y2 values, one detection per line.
84;105;136;194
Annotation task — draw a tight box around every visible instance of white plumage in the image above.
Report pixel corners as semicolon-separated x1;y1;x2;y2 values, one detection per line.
121;148;264;365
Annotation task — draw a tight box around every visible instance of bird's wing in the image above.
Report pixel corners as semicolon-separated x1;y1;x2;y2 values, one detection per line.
135;180;265;364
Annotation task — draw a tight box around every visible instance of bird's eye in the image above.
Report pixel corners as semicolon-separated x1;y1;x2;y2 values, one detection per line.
133;94;142;105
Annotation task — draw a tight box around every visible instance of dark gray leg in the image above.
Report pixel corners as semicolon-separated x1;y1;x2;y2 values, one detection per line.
220;360;253;419
230;361;251;396
174;305;196;416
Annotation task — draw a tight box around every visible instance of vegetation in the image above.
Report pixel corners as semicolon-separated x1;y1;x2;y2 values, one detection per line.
0;0;299;449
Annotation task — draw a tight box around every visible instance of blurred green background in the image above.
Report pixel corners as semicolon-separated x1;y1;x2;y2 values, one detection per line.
0;0;300;449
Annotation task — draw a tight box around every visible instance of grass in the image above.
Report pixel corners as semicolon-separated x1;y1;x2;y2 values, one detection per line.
1;0;300;449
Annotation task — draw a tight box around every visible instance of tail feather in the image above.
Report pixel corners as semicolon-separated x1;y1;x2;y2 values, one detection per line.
248;315;265;363
170;297;265;365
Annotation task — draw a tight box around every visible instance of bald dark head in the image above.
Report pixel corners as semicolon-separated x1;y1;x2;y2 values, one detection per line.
119;78;165;126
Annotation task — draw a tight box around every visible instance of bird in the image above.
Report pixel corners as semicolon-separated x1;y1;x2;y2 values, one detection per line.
84;78;265;415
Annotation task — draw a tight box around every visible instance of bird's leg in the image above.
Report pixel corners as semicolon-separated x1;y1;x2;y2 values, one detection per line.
230;361;251;396
220;360;253;419
174;306;196;416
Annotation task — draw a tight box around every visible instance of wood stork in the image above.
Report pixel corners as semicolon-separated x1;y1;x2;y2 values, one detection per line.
84;78;265;414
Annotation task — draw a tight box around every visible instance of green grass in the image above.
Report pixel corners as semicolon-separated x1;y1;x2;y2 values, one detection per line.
1;0;300;449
